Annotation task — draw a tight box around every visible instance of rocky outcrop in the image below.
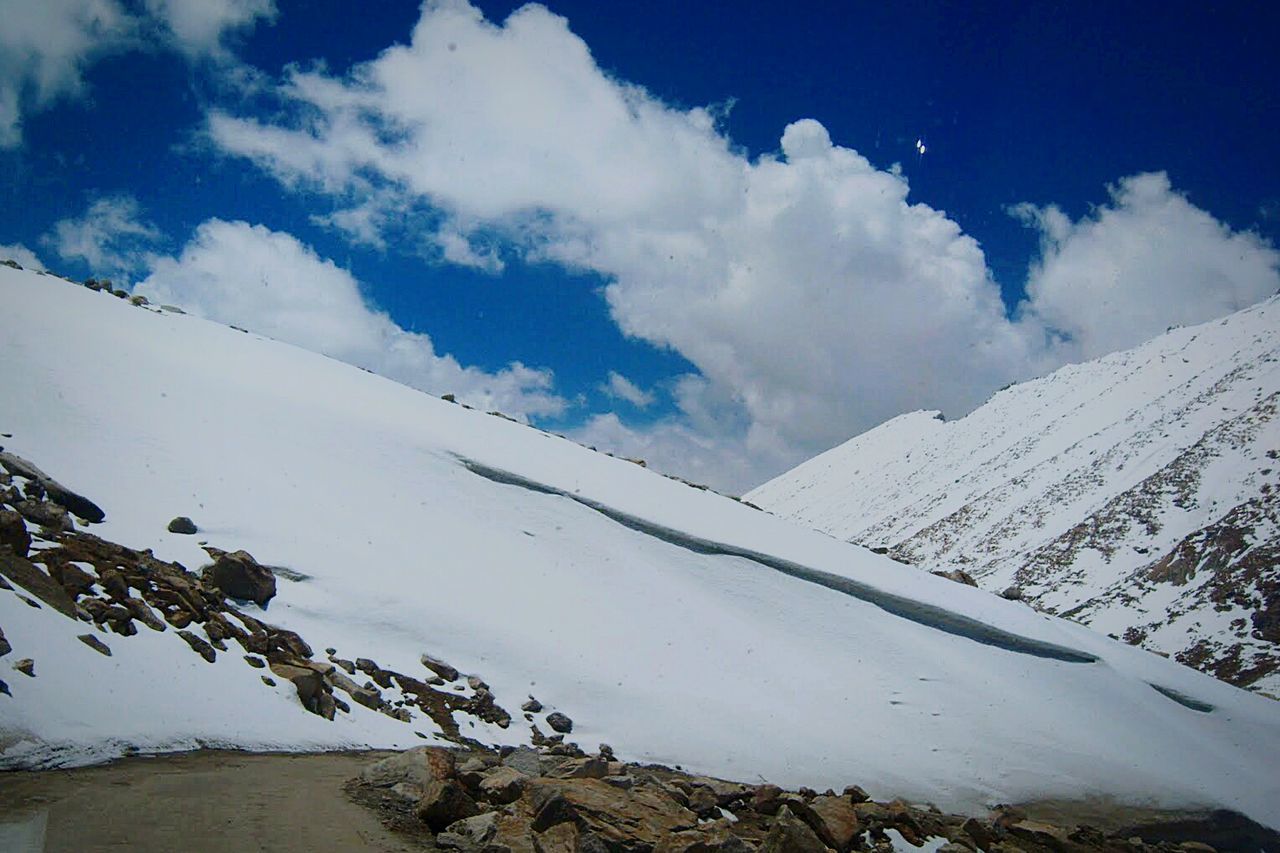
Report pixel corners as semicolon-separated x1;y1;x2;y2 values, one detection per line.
200;548;277;607
0;450;105;523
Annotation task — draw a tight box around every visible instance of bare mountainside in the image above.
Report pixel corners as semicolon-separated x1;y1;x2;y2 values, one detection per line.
749;296;1280;696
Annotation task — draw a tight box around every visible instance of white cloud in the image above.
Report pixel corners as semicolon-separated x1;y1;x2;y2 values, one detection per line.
0;243;47;271
1014;172;1280;362
43;195;164;280
142;0;276;58
0;0;135;147
134;219;566;420
206;2;1280;490
601;371;654;408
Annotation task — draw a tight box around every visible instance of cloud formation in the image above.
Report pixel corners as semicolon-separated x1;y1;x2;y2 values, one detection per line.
602;371;654;409
134;218;566;420
0;242;47;271
199;2;1280;489
0;0;134;148
142;0;276;58
43;195;164;280
1013;172;1280;362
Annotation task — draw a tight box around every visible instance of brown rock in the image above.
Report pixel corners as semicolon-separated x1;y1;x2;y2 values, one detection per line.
420;652;459;682
200;549;276;606
544;757;609;780
438;811;499;849
0;508;29;557
761;805;831;853
416;779;480;832
177;630;217;663
14;499;72;532
545;711;573;733
361;746;457;794
655;826;755;853
14;658;35;676
809;795;861;851
0;549;79;618
527;778;698;849
77;633;112;656
0;626;9;657
167;516;198;534
961;817;995;849
687;785;720;819
479;765;529;804
0;451;104;523
751;784;784;814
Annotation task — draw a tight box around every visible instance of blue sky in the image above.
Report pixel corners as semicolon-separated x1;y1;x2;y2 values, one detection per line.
2;0;1278;491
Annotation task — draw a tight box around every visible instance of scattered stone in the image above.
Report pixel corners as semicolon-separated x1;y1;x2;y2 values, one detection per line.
167;516;198;534
545;757;609;780
0;626;9;657
177;630;217;663
0;678;8;696
14;499;72;532
751;784;784;814
417;779;480;832
13;658;35;677
1000;585;1024;601
200;548;276;606
686;785;719;819
931;568;978;587
362;746;457;795
654;826;754;853
0;549;79;617
244;654;265;668
419;653;460;681
0;509;30;557
261;675;276;687
329;656;356;674
521;695;543;713
809;794;861;851
466;674;488;690
437;811;498;849
129;294;149;306
545;711;573;733
77;634;112;656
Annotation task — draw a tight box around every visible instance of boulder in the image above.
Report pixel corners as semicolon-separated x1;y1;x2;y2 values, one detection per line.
809;795;861;852
77;633;112;656
167;516;198;534
760;805;831;853
0;549;78;618
421;652;459;682
0;509;29;557
437;811;498;849
527;778;698;849
361;746;457;795
177;630;218;663
687;785;720;819
416;779;480;832
544;757;608;780
654;826;755;852
751;785;784;814
545;711;573;733
521;696;543;713
14;499;72;532
478;765;528;804
0;626;9;657
13;658;35;677
0;451;105;523
503;745;543;777
200;549;276;606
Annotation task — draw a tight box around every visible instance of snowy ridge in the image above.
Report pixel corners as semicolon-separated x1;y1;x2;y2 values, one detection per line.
749;296;1280;695
2;267;1280;829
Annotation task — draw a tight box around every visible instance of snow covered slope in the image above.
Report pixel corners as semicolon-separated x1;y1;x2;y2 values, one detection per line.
749;297;1280;697
2;267;1280;828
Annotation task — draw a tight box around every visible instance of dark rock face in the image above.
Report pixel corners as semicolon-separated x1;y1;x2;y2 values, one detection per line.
417;780;479;832
545;711;573;733
0;451;105;523
0;508;30;557
167;516;198;534
200;548;277;606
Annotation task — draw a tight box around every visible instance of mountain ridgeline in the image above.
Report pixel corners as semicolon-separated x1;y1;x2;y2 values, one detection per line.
749;296;1280;697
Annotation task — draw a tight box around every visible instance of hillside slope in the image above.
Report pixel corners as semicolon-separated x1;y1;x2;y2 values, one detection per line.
2;266;1279;828
749;297;1280;697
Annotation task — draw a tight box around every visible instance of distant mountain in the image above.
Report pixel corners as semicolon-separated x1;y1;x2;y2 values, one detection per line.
749;297;1280;697
2;263;1279;828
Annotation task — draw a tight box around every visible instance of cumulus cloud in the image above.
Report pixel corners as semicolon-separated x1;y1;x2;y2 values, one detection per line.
43;195;164;280
134;219;566;420
206;1;1280;490
0;242;47;271
0;0;135;147
142;0;276;58
601;371;655;408
1014;172;1280;362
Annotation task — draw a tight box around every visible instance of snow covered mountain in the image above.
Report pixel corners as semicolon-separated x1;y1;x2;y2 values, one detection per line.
2;265;1280;830
748;296;1280;699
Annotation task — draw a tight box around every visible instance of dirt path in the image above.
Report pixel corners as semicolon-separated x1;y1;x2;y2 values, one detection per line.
0;749;425;852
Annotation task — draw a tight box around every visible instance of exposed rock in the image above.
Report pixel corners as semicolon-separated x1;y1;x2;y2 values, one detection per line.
421;652;459;682
362;746;457;795
521;695;543;713
200;548;276;606
527;778;697;849
49;561;96;597
931;568;978;587
478;765;528;804
13;658;35;676
0;451;105;523
751;785;784;814
0;509;29;557
1000;585;1024;601
0;549;78;617
686;785;720;819
808;795;860;851
760;804;830;853
77;633;112;656
545;711;573;733
654;826;755;853
177;630;217;663
437;810;499;849
167;516;198;534
503;745;543;777
0;626;8;657
466;674;488;690
244;654;265;668
14;499;72;532
545;757;608;780
416;779;480;832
